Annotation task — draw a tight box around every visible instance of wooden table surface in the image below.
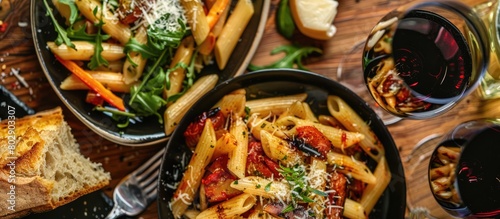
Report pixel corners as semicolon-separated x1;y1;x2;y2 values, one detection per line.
2;0;499;218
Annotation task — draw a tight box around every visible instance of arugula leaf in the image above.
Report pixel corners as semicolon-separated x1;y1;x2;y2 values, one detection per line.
129;69;167;123
43;0;75;49
129;48;170;104
166;50;198;103
94;106;137;128
248;44;322;71
125;38;163;59
58;0;79;25
67;24;111;41
88;6;109;70
147;15;187;50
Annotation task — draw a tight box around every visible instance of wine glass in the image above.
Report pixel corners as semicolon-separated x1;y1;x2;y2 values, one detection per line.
337;40;402;125
427;119;500;218
362;0;490;119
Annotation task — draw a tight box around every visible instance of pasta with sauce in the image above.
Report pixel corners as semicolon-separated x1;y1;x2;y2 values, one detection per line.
170;91;392;219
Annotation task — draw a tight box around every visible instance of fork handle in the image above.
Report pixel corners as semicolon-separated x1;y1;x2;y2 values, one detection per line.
105;204;125;219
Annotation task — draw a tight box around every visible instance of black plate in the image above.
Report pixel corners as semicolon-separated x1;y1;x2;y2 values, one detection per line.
23;190;113;219
157;69;407;218
30;0;270;146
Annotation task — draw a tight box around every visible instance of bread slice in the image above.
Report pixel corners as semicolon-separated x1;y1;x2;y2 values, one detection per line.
0;107;111;218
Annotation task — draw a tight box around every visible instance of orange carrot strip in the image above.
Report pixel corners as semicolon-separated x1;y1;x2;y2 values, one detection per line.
206;0;230;29
55;55;126;111
198;32;216;55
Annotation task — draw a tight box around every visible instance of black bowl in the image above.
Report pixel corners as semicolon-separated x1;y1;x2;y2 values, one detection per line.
157;69;407;218
30;0;270;146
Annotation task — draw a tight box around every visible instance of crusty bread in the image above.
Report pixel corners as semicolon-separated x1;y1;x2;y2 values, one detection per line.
0;107;111;218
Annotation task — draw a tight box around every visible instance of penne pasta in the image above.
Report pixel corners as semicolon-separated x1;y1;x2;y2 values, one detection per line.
164;36;195;99
183;209;201;219
212;132;238;161
214;0;254;69
123;26;148;84
231;176;291;201
74;0;131;45
60;71;138;93
247;115;287;140
217;88;247;118
228;116;249;178
360;157;391;213
180;0;210;45
171;119;216;218
326;151;377;184
171;119;217;218
93;60;124;72
170;93;393;218
327;95;385;162
246;93;308;116
279;101;307;120
260;130;304;166
343;199;367;219
276;116;365;149
164;74;218;135
47;41;125;61
308;158;328;218
195;193;256;219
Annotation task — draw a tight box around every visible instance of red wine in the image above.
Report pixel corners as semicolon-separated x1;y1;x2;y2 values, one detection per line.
363;10;474;116
392;10;472;104
456;126;500;218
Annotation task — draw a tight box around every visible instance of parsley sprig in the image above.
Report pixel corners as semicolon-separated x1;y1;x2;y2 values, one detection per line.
279;164;327;213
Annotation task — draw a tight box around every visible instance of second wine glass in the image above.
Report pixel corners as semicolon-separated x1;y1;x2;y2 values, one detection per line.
362;0;490;119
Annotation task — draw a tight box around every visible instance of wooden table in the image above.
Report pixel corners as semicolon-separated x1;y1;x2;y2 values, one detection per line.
2;0;499;218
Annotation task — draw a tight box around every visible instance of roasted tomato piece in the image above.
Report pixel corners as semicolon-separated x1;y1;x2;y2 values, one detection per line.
184;108;226;149
295;126;332;157
117;0;153;24
327;171;348;219
202;156;241;203
246;140;281;179
85;90;104;106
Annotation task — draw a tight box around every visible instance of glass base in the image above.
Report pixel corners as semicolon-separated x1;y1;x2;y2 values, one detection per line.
478;72;500;99
405;134;458;219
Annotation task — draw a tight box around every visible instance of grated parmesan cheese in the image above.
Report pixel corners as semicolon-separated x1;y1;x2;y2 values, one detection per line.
105;0;187;32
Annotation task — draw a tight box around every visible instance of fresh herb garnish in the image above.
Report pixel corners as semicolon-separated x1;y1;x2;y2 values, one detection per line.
88;6;110;70
276;0;295;39
67;24;111;42
125;37;164;59
248;44;322;71
278;164;327;213
147;14;187;50
58;0;79;25
264;182;272;192
165;49;198;103
95;106;137;128
43;0;75;49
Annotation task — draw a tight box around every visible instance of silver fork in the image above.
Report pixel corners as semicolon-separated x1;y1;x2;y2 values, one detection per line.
104;147;165;219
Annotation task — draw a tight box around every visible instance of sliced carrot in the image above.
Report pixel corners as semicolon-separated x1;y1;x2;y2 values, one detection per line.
206;0;230;29
55;55;126;111
198;32;216;55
